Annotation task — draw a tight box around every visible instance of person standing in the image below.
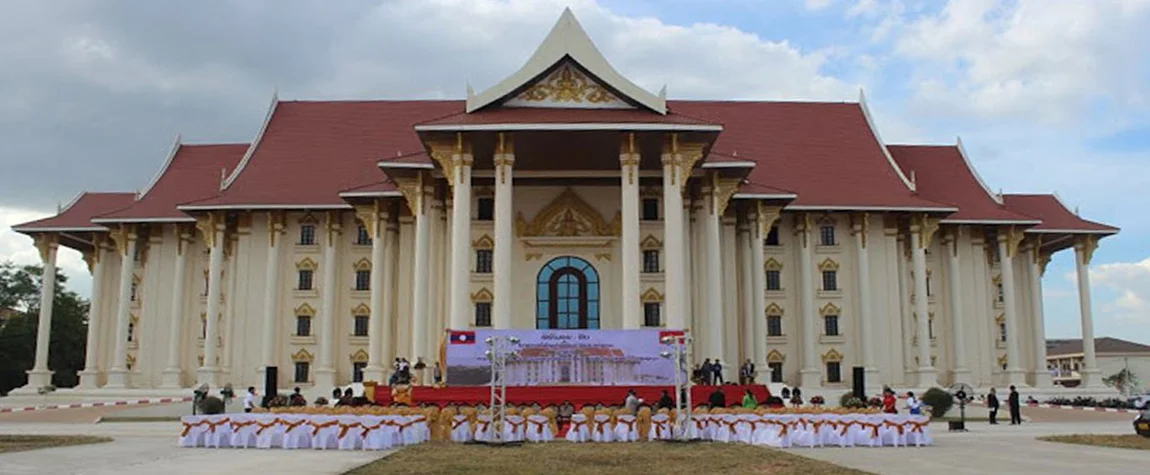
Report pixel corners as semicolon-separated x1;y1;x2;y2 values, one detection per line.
243;387;256;413
1008;385;1022;425
701;359;714;385
712;359;725;385
987;388;1000;425
906;391;923;415
882;387;898;414
740;359;755;385
742;389;758;408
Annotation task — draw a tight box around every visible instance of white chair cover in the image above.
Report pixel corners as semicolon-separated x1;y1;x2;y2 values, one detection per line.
450;415;473;443
613;415;638;442
591;414;613;442
525;414;554;443
565;414;590;442
648;414;673;441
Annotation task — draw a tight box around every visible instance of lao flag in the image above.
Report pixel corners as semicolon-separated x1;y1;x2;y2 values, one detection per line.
450;330;476;344
659;330;685;342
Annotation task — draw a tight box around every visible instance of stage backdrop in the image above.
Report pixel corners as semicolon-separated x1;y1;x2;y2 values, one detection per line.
444;329;685;386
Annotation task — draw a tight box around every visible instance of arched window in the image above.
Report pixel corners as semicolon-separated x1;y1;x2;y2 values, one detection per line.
536;256;600;329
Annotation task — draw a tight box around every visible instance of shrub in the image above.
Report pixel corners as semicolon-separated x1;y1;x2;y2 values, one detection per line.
868;397;884;408
921;387;953;418
839;392;867;409
198;396;225;415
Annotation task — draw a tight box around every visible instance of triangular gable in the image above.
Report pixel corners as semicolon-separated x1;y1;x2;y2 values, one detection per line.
466;8;666;114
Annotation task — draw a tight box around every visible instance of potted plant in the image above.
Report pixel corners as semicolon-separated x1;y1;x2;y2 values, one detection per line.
810;395;825;406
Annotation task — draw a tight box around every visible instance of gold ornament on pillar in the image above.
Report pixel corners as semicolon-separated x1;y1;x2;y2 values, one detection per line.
495;132;515;185
354;201;383;239
709;172;741;216
913;214;941;249
793;213;812;248
323;210;343;247
1002;225;1025;258
266;210;285;247
110;224;138;257
619;132;640;185
33;232;58;263
194;213;219;249
947;226;962;257
395;172;426;217
756;203;782;237
850;212;870;248
1077;235;1099;265
83;234;105;273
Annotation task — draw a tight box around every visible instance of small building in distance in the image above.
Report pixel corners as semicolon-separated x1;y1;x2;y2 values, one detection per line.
1047;337;1150;393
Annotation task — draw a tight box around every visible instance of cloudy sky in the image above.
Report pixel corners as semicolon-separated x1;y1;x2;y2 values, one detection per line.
1;0;1147;341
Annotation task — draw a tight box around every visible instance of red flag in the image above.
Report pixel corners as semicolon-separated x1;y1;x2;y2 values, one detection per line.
659;330;685;342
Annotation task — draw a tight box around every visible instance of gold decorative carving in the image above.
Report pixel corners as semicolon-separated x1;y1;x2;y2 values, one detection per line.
294;302;316;316
296;257;318;271
640;288;664;303
83;234;104;272
1000;225;1025;258
640;235;662;250
266;211;285;247
594;252;612;262
766;350;785;362
913;214;940;249
350;349;369;363
292;348;314;362
109;224;136;257
620;133;640;185
765;303;784;315
525;252;543;261
1075;234;1098;266
471;288;494;302
351;303;370;316
194;213;219;249
472;235;494;249
764;258;783;271
516;63;619;104
819;302;841;316
821;348;843;363
515;188;618;237
709;173;741;216
324;211;342;247
353;258;371;272
756;203;783;237
354;201;381;240
33;233;58;263
850;212;870;248
395;172;427;217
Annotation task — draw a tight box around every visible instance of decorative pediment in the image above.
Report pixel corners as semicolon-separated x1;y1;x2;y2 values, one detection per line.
767;350;786;362
353;258;371;272
472;235;495;250
350;349;369;363
640;288;664;303
817;258;839;271
640;235;662;250
819;302;841;316
516;189;619;238
994;313;1005;324
764;258;783;271
296;257;318;271
765;303;784;316
997;354;1008;366
504;62;631;109
294;303;316;317
822;348;843;363
298;212;318;225
292;348;314;362
471;288;494;303
350;303;370;316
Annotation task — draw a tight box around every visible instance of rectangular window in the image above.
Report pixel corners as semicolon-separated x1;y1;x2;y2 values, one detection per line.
477;197;494;221
643;302;661;327
642;250;660;273
996;283;1004;303
294;361;310;383
299;224;316;245
766;270;782;291
641;198;660;221
130;282;138;302
353;315;369;337
296;315;312;337
355;270;370;291
765;225;780;246
352;362;367;383
769;362;783;383
928;318;935;339
826;362;842;383
999;323;1007;342
475;302;492;327
476;249;493;274
127;322;135;342
926;275;932;297
822;270;838;291
356;224;372;245
767;315;783;337
819;225;836;246
824;315;840;336
298;270;314;290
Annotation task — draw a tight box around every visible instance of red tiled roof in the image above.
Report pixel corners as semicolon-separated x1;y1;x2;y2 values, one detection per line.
13;192;136;232
736;181;797;198
182;100;462;208
415;107;720;128
1002;194;1119;234
339;181;399;196
96;143;247;222
377;151;434;167
1047;337;1150;356
668;101;954;210
888;145;1039;224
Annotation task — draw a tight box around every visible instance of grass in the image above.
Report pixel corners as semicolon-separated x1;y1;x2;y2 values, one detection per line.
344;441;871;475
0;435;113;454
1038;434;1150;451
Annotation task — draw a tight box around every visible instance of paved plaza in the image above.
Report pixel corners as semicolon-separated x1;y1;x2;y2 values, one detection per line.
0;405;1146;475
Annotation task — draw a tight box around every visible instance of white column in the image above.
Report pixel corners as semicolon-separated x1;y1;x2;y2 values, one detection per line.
704;175;725;373
24;233;59;389
315;211;341;389
449;146;473;331
751;206;772;380
195;217;224;387
494;139;515;329
1074;236;1102;387
620;135;641;329
895;234;911;382
1030;244;1052;387
852;214;880;392
78;240;106;389
797;214;821;388
662;150;686;329
364;205;389;383
738;223;754;363
998;229;1027;386
160;228;192;388
910;221;938;388
259;213;284;377
944;229;971;385
411;177;432;373
105;226;138;388
381;220;399;364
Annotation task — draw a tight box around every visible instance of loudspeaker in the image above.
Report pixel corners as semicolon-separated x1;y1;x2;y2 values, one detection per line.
262;366;278;408
852;366;865;400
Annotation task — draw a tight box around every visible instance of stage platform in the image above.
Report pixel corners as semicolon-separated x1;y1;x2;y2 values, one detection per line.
373;384;773;408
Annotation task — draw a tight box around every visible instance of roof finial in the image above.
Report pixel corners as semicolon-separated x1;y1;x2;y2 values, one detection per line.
732;150;738;157
396;150;402;157
659;85;667;100
57;201;62;213
910;170;916;186
466;81;475;98
220;167;227;190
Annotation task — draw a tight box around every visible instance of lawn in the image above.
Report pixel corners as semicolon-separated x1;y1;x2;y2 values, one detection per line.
0;435;112;454
1038;434;1150;451
344;442;871;475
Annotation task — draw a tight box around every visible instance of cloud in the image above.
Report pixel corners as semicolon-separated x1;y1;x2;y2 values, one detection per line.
806;0;835;10
0;206;92;299
1090;256;1150;326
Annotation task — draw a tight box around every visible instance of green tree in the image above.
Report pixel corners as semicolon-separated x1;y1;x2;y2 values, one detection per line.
0;261;89;395
1103;367;1140;396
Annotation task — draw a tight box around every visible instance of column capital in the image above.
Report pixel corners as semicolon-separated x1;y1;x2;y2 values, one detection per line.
109;224;139;256
395;172;429;216
429;133;473;186
998;225;1026;258
850;212;870;248
83;234;106;273
33;232;59;263
354;200;388;239
660;133;705;192
266;210;286;246
706;172;740;216
323;210;343;247
1075;234;1099;265
193;213;222;248
619;133;640;186
911;214;941;249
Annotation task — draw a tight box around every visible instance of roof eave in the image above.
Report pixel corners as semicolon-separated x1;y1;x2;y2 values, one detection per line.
91;216;197;224
338;191;404;199
940;219;1043;225
177;203;353;211
414;123;722;132
786;205;959;213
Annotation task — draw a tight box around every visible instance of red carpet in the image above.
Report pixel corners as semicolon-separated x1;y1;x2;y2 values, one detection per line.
374;384;772;408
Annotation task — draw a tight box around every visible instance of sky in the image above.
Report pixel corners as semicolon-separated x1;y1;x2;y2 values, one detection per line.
0;0;1147;342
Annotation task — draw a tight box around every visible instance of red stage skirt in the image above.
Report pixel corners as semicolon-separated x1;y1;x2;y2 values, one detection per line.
375;384;772;408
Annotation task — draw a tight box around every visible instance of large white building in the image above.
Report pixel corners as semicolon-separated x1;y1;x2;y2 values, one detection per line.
9;10;1119;398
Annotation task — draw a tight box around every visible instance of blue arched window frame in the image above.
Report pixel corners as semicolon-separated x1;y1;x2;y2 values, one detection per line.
536;256;600;329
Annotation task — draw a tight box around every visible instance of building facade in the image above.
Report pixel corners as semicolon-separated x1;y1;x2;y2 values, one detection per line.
10;10;1119;397
1047;338;1150;393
